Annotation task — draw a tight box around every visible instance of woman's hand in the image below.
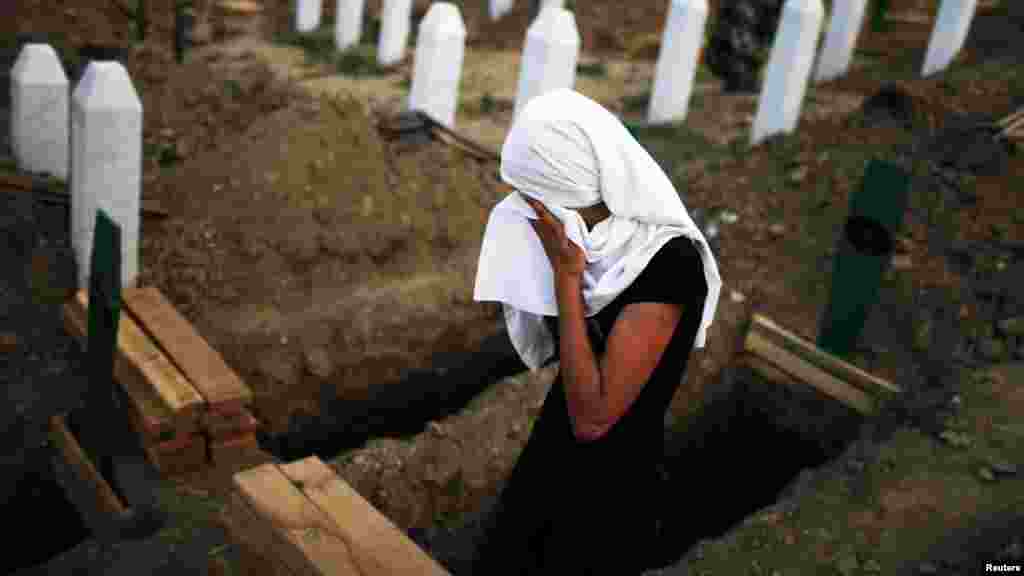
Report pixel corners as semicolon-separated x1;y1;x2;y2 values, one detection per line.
524;197;587;280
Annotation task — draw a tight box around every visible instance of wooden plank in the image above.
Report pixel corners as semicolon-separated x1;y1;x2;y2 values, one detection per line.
77;290;208;417
750;314;902;400
64;299;177;441
280;457;450;576
144;434;208;477
743;330;876;415
740;352;798;388
122;287;252;413
209;431;261;468
222;492;300;576
204;408;262;441
232;463;362;576
0;170;35;191
67;291;205;435
49;414;131;517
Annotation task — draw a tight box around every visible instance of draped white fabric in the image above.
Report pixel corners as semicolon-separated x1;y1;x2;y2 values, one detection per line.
474;89;723;370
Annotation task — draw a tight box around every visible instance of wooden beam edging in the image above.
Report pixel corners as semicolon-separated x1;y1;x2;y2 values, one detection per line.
122;286;253;415
48;414;131;518
743;330;878;415
229;458;450;576
64;289;205;436
746;314;902;401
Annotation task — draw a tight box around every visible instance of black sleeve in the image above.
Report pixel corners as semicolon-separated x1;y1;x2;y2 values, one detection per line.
619;236;708;308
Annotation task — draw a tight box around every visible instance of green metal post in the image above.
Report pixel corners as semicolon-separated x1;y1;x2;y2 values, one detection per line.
871;0;890;32
85;209;123;494
817;159;910;359
137;0;148;42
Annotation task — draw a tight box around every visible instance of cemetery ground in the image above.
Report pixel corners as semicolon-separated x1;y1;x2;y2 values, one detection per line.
2;0;1024;574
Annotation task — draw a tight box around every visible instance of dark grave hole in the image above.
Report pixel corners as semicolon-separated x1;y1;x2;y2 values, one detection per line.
653;365;863;567
258;328;528;462
2;449;91;573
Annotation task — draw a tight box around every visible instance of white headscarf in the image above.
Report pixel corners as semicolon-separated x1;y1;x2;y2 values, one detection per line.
473;89;722;370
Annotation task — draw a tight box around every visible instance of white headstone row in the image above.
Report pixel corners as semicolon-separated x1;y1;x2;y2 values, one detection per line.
406;2;580;128
8;44;141;290
644;0;976;142
400;0;975;141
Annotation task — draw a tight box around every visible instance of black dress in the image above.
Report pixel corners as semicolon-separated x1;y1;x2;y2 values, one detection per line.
471;235;709;575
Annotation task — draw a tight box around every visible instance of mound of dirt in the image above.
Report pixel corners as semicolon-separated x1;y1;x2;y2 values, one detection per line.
140;87;505;435
331;365;558;532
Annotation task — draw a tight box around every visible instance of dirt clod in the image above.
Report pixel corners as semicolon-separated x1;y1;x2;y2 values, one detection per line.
0;332;17;353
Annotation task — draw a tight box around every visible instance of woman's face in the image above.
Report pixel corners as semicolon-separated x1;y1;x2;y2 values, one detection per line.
496;180;609;231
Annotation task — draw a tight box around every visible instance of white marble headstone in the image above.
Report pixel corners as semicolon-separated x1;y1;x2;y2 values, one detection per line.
750;0;824;146
513;6;580;117
296;0;323;32
921;0;977;77
71;62;143;290
648;0;708;124
11;43;69;180
408;2;467;128
335;0;366;52
814;0;868;83
378;0;414;66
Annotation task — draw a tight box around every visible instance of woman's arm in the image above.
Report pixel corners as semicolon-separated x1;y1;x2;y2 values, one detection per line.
556;275;682;442
522;195;684;442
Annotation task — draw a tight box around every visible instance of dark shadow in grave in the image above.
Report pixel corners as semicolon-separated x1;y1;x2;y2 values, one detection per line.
261;327;529;462
0;448;91;574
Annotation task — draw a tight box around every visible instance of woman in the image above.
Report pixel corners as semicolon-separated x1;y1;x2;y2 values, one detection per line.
472;89;722;575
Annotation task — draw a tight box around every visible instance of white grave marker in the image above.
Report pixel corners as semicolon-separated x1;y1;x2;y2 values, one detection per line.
378;0;414;66
408;2;467;128
921;0;977;77
335;0;366;52
489;0;514;21
71;62;143;290
11;43;69;180
648;0;708;124
296;0;323;32
514;6;580;117
814;0;868;83
750;0;824;146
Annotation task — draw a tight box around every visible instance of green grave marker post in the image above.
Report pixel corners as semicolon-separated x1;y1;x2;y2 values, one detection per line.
872;0;890;32
71;208;168;541
84;208;124;499
817;159;910;359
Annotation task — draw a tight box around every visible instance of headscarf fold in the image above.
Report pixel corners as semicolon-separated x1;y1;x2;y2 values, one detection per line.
474;89;722;370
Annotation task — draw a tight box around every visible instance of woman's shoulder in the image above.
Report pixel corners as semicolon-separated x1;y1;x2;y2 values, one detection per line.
647;235;704;274
622;235;707;306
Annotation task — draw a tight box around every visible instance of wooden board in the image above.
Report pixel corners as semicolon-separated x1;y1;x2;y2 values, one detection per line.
49;414;131;518
62;297;195;436
749;314;901;400
222;492;300;576
740;352;799;389
280;457;450;576
122;287;252;413
69;291;204;430
209;431;261;468
204;408;262;440
232;463;362;576
144;434;208;477
743;329;876;415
